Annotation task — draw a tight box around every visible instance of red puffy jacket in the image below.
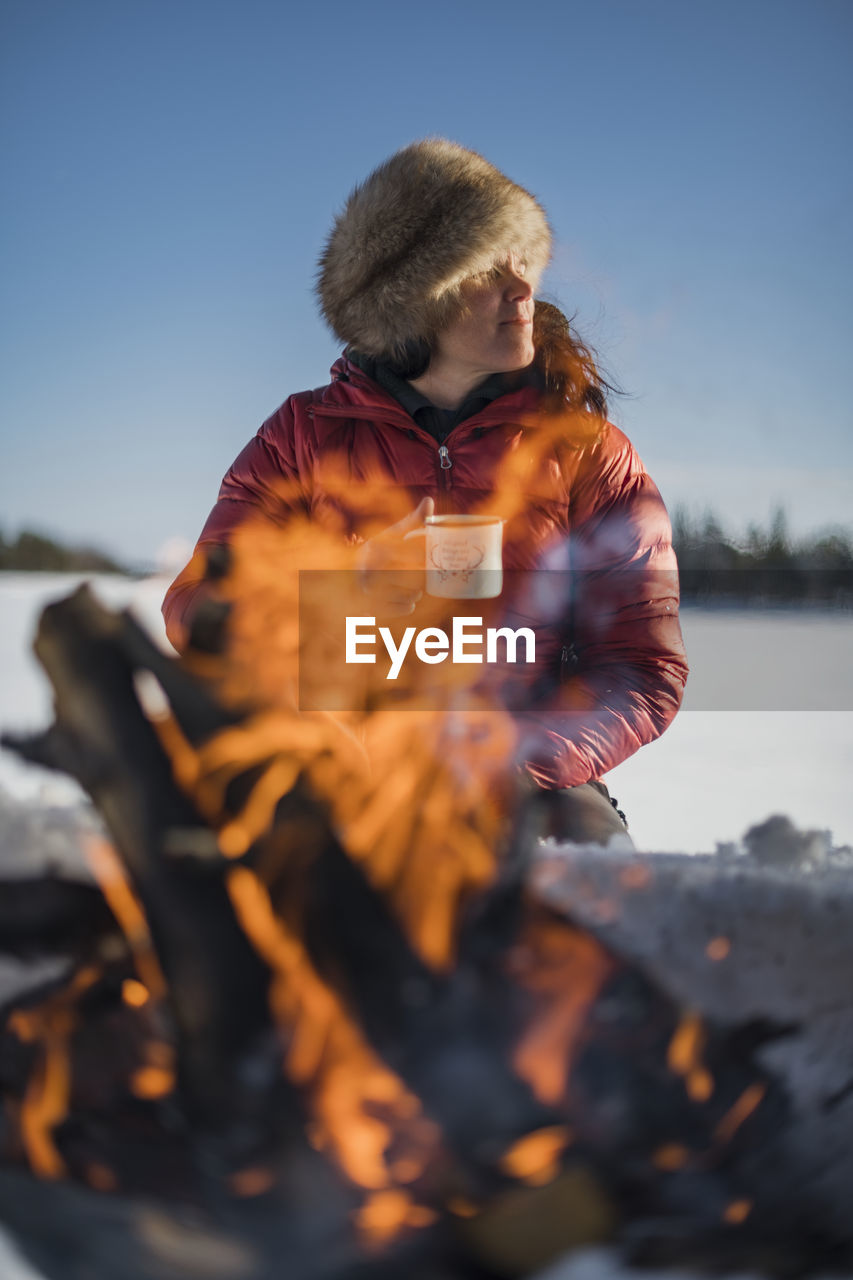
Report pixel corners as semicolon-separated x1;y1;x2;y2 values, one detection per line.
164;356;688;789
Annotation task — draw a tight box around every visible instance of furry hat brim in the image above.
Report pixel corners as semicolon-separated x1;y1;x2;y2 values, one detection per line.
316;139;551;364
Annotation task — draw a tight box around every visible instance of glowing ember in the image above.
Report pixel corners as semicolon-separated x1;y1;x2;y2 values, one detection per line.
714;1083;767;1146
618;862;653;891
706;936;731;961
686;1067;714;1103
723;1198;753;1224
130;1066;175;1100
667;1012;704;1076
667;1011;715;1103
499;1125;572;1185
121;978;150;1008
228;1166;276;1198
85;1163;118;1192
652;1143;690;1171
353;1189;438;1246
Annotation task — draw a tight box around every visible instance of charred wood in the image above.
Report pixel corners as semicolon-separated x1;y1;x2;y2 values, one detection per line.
3;587;275;1142
0;879;116;961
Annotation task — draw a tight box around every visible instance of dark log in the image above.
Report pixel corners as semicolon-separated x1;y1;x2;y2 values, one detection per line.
3;587;276;1142
0;879;116;960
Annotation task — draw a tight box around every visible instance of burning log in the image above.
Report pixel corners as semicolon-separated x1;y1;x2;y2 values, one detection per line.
0;583;851;1279
529;840;853;1265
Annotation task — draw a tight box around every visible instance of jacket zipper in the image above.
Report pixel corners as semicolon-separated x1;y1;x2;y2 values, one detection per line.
560;643;578;684
438;443;453;489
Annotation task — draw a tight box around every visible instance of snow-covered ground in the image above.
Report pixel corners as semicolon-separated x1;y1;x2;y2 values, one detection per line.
608;603;852;853
0;572;851;853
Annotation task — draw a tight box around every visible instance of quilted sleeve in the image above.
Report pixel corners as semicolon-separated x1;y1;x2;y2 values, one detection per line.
513;425;688;788
162;396;312;650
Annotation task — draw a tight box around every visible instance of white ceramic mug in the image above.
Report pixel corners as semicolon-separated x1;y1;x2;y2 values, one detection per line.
406;514;504;599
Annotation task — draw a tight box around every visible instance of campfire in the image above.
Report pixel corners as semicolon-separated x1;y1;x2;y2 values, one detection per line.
1;502;852;1279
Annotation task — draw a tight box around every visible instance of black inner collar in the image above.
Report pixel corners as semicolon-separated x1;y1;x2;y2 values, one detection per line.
348;350;539;442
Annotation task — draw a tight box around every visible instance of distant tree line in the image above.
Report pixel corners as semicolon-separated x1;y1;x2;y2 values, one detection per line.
3;513;851;605
672;507;853;606
0;528;126;574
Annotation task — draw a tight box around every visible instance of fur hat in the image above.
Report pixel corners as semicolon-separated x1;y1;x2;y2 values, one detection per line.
316;139;551;364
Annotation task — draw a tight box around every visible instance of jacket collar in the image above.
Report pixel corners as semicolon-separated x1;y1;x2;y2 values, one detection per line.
317;354;543;430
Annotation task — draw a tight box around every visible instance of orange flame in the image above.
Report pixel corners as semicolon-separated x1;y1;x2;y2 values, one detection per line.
226;865;440;1191
85;837;166;1001
714;1082;767;1146
6;422;750;1244
8;965;100;1179
667;1012;715;1104
130;1066;175;1100
149;467;642;1232
499;1125;572;1185
508;912;615;1107
353;1189;438;1247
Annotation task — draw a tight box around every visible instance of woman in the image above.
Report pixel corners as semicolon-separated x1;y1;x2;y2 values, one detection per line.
164;140;687;845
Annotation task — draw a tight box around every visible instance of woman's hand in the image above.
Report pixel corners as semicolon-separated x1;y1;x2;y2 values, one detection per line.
356;497;434;617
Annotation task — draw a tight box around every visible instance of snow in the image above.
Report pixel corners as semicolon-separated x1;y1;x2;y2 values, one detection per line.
607;605;853;852
0;573;171;806
0;1233;44;1280
1;573;850;853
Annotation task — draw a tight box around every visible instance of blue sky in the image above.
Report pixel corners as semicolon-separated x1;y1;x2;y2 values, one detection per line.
2;0;851;568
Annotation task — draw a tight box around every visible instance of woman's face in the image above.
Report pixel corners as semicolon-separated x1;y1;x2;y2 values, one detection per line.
432;257;535;380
